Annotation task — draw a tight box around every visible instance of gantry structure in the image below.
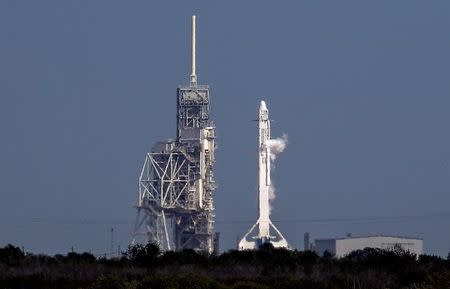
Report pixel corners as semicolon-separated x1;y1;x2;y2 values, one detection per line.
132;16;217;253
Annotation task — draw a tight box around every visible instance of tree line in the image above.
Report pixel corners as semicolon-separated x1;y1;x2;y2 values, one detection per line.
0;243;449;289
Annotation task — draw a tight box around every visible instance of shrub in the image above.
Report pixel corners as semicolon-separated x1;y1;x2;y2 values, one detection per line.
126;243;160;267
0;244;24;266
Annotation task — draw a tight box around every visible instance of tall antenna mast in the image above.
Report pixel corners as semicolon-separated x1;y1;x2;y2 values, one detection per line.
190;15;197;86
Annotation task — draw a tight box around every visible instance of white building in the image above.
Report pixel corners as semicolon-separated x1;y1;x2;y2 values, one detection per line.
314;235;423;258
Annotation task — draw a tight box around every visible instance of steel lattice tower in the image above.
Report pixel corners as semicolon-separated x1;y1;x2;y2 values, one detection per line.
132;16;217;253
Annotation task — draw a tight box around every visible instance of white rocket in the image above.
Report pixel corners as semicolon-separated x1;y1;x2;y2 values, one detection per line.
238;101;290;250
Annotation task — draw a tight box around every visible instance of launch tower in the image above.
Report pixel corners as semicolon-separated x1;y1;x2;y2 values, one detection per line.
132;16;217;253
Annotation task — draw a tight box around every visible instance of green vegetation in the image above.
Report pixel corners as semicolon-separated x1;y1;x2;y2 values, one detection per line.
0;243;448;289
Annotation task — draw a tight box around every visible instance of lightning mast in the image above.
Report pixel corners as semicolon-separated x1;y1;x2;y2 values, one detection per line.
132;16;217;253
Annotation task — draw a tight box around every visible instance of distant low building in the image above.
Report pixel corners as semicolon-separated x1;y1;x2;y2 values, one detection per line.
314;235;423;258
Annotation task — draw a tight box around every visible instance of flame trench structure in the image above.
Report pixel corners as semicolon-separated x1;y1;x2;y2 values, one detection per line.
238;101;291;250
132;16;218;253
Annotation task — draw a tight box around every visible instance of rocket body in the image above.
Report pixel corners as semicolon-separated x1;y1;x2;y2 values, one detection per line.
258;101;271;238
238;101;290;250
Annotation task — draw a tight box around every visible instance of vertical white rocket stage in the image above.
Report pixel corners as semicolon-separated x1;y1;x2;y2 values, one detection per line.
238;101;290;250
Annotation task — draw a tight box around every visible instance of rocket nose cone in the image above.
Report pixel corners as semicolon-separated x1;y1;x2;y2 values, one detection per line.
260;101;267;111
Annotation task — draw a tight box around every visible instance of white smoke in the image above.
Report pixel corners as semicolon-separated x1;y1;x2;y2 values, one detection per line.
269;185;276;201
268;185;276;215
267;134;288;213
268;133;288;162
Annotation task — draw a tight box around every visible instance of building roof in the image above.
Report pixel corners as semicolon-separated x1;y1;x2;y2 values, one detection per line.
315;234;423;241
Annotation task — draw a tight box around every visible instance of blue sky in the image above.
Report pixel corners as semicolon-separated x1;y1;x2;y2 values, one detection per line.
0;1;449;256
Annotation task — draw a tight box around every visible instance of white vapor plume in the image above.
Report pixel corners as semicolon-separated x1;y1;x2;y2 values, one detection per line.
267;134;288;213
269;185;276;201
268;133;288;162
268;184;276;214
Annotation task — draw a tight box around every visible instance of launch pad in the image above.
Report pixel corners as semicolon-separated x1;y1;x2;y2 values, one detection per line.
132;16;289;253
